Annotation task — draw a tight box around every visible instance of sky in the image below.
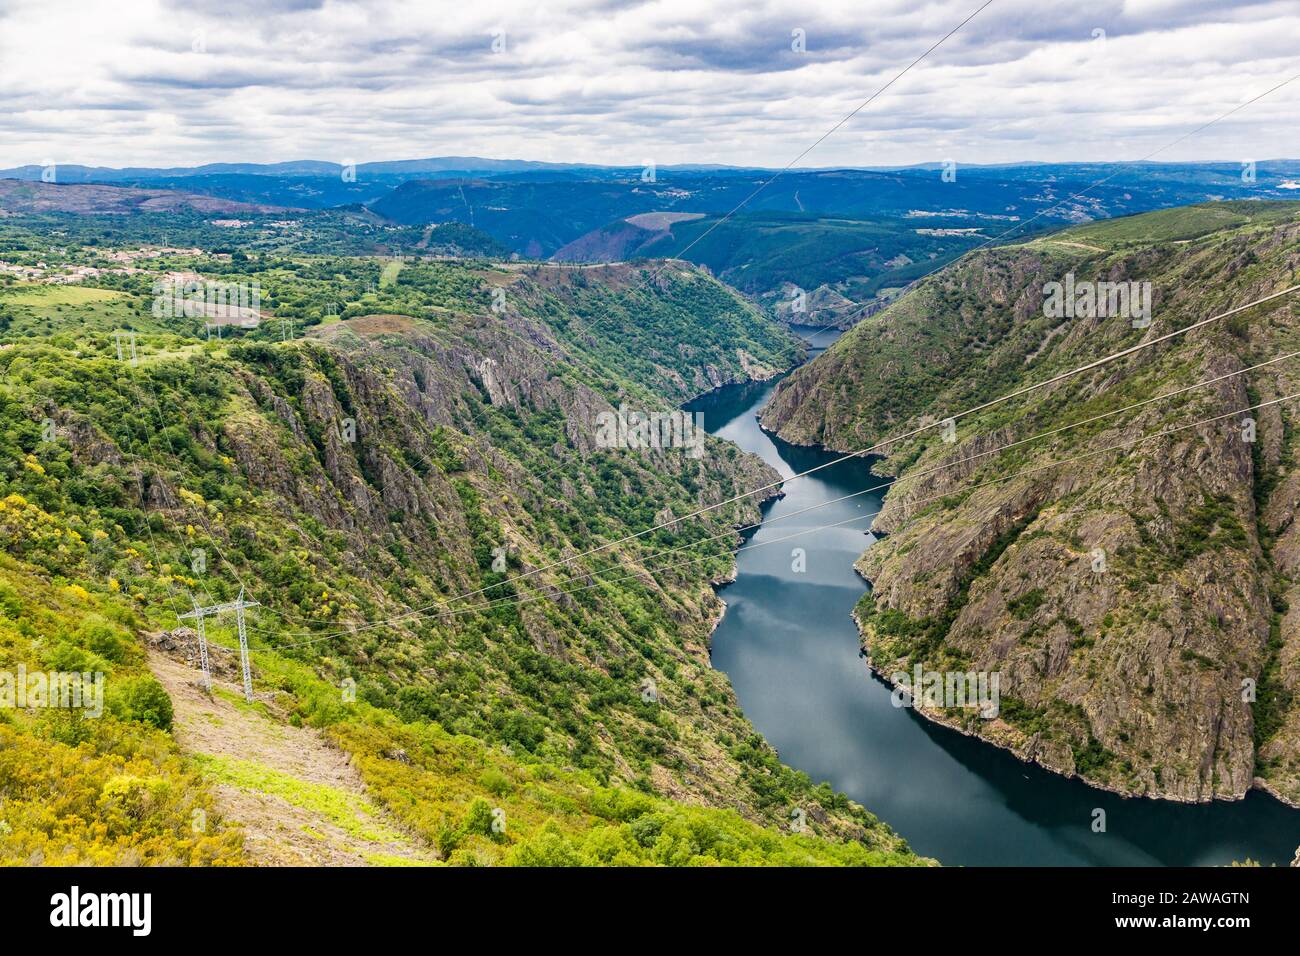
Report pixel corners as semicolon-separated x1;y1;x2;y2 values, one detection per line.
0;0;1296;170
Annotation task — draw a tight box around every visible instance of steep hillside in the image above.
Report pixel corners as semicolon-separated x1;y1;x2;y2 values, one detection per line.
551;213;705;264
762;200;1300;804
366;163;1294;261
553;212;985;329
0;558;245;865
0;249;924;865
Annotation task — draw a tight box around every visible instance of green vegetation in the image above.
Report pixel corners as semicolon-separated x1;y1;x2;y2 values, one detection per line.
0;224;921;866
638;211;984;302
776;200;1300;800
1065;201;1300;247
0;559;243;865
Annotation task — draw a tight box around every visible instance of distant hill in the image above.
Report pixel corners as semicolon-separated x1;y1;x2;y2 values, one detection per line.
550;213;705;262
366;163;1300;260
9;159;1299;260
6;156;1298;183
550;210;1016;327
0;156;626;183
0;179;296;216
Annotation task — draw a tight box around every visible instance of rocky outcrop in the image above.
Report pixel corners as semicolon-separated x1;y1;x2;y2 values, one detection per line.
765;202;1300;802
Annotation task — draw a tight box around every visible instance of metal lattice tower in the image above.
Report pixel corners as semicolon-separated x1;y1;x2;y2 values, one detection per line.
194;600;211;692
235;589;253;702
113;330;137;364
177;588;260;701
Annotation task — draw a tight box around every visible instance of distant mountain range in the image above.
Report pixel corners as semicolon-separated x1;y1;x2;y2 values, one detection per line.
0;156;781;184
5;156;1299;181
4;156;1299;324
6;157;1296;227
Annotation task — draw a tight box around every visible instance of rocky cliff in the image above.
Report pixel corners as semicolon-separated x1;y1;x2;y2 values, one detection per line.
762;201;1300;803
1;254;921;861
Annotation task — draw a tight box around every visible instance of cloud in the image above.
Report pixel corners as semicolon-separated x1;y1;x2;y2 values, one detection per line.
0;0;1295;168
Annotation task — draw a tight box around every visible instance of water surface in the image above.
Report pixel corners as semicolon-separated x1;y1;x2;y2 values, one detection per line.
687;329;1300;866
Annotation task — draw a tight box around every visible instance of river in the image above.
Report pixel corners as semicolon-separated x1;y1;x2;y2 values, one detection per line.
686;329;1300;866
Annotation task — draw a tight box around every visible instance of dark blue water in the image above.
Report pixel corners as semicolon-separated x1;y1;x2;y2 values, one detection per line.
687;329;1300;866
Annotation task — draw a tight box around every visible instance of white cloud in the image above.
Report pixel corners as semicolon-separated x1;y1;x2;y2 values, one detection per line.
0;0;1295;168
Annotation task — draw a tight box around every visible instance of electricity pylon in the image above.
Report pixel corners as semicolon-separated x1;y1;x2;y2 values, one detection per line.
177;588;260;701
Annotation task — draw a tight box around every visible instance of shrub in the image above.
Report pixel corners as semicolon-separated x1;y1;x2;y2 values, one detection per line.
461;798;497;837
74;615;135;664
110;675;174;731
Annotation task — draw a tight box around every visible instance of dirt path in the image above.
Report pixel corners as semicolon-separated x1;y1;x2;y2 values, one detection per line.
1044;239;1107;253
150;650;436;866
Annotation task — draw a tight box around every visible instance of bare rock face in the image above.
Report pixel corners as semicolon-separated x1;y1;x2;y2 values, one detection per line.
42;409;125;467
471;356;513;407
151;627;196;654
767;204;1300;802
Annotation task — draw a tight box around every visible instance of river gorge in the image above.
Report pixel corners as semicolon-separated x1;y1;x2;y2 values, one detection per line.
689;331;1300;867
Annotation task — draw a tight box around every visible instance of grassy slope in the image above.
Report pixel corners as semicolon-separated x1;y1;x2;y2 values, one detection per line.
0;250;923;865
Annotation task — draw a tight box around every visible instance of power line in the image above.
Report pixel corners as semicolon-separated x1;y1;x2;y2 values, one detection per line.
773;68;1300;353
659;0;997;272
262;351;1299;643
546;346;1300;589
270;390;1300;651
417;284;1300;611
271;511;882;651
